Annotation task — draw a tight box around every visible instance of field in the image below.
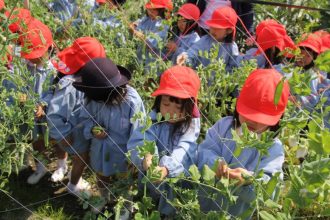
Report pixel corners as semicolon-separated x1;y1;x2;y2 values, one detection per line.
0;0;330;219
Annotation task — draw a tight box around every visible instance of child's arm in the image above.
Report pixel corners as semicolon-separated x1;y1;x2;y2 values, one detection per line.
298;77;320;111
144;22;169;53
46;78;76;142
127;119;158;172
197;122;225;171
236;140;285;203
80;101;97;140
159;118;200;177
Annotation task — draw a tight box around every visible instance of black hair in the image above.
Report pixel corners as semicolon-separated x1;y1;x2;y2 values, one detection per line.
178;17;200;36
52;71;66;86
232;108;281;137
224;31;234;43
264;47;283;69
112;0;126;6
85;84;128;105
152;95;195;138
298;46;318;70
146;8;166;19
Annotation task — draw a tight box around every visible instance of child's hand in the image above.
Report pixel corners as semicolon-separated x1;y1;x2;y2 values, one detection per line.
154;166;168;182
129;22;137;31
143;153;153;171
166;41;177;52
35;104;45;119
92;126;107;139
176;53;188;66
133;30;145;39
18;93;27;104
225;167;252;185
245;36;256;46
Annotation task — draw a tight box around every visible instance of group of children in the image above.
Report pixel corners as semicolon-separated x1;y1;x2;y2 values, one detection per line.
1;0;330;219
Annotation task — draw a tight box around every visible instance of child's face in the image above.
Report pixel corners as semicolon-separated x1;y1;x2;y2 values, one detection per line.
177;17;188;33
160;95;186;123
209;27;232;42
238;114;269;134
295;48;314;67
147;8;160;20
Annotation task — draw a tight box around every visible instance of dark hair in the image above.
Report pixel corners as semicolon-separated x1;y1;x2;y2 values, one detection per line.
152;95;195;137
224;31;234;43
85;84;128;105
299;46;318;70
264;47;283;69
52;71;66;86
232;108;281;137
146;8;166;19
179;17;200;35
112;0;126;6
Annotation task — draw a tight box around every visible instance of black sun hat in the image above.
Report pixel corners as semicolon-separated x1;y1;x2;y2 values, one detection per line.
73;57;132;93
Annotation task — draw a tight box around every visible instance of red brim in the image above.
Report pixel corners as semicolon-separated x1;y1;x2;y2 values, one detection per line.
237;100;282;126
52;47;79;75
205;20;230;29
21;47;49;60
151;88;192;99
298;43;320;54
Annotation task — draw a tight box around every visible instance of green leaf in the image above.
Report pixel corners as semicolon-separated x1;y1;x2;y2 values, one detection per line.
274;77;285;106
189;165;201;182
202;165;215;185
264;199;282;209
156;112;162;122
259;211;277;220
265;172;280;199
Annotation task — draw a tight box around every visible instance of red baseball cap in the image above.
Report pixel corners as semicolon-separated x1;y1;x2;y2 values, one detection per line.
5;8;33;33
52;37;106;75
0;0;5;10
256;19;282;37
152;66;200;101
237;69;289;126
255;25;295;56
178;3;200;21
314;30;330;53
205;6;237;37
19;18;53;60
145;0;173;11
298;33;322;54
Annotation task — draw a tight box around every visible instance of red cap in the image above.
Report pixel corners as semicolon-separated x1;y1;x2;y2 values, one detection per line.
205;6;237;37
5;8;33;33
178;3;200;21
255;25;295;56
256;19;282;37
298;33;322;54
96;0;106;3
52;37;106;75
152;65;200;101
145;0;173;11
237;69;289;126
0;0;4;10
19;18;53;60
314;30;330;53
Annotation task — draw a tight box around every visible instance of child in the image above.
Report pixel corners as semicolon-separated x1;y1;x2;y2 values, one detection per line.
127;65;201;217
15;18;57;185
197;69;289;219
237;19;295;69
129;0;172;72
177;6;239;72
47;37;106;195
73;57;144;214
291;33;323;112
93;0;126;28
166;3;200;64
